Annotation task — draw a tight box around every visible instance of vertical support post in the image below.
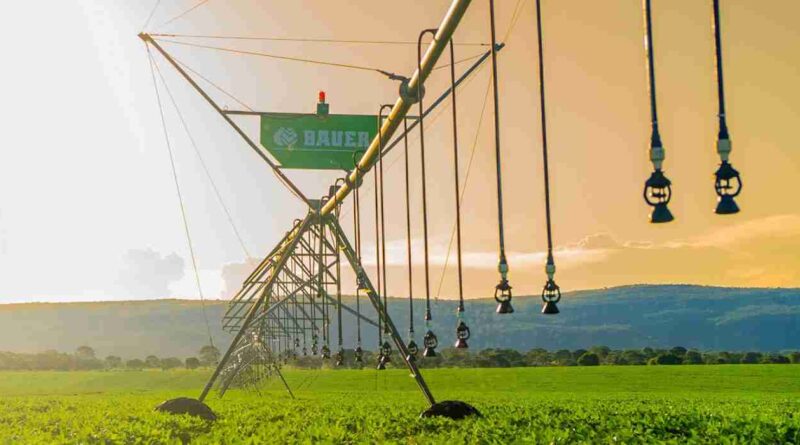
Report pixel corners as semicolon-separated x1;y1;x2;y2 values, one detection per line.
327;216;436;406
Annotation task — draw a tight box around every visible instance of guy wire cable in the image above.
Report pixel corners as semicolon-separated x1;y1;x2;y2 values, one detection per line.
147;49;215;349
153;51;252;260
149;33;490;46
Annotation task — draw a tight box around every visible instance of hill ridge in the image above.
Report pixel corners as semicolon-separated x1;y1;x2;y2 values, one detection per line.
0;285;797;357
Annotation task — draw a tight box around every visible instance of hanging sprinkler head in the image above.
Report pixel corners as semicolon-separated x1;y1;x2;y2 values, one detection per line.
335;348;344;367
714;159;741;214
422;330;438;357
376;356;386;370
541;281;561;315
541;257;561;315
454;320;470;349
320;344;331;359
494;257;514;314
643;167;674;223
356;274;368;291
380;341;392;364
354;346;364;363
376;349;384;368
406;339;419;362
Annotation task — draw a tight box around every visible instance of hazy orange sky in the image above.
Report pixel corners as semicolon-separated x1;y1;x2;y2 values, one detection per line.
0;1;798;303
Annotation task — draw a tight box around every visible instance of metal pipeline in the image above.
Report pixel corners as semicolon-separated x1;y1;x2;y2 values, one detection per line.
320;0;473;216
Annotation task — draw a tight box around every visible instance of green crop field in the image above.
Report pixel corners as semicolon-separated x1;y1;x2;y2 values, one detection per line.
1;365;799;444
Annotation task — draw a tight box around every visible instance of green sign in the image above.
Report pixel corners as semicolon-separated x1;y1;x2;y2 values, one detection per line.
260;113;377;170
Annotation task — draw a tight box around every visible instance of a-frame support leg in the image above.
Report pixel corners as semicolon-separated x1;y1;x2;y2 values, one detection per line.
327;215;436;406
273;365;295;399
198;213;315;402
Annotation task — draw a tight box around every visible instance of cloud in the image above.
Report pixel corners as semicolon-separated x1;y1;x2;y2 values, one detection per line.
559;215;800;289
220;257;263;298
574;233;622;250
211;215;800;301
360;236;607;270
116;248;184;297
686;214;800;249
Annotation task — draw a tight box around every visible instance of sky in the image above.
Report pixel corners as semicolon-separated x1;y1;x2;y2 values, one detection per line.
0;0;798;304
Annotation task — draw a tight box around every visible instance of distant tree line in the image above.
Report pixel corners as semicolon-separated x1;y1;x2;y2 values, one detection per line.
413;346;800;368
2;344;799;371
285;346;800;369
0;345;220;371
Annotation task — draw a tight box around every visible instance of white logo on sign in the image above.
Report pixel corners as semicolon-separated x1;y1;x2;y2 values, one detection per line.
273;127;298;147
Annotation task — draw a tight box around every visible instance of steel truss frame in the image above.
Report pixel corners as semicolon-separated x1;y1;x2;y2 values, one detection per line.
141;0;479;408
204;209;435;404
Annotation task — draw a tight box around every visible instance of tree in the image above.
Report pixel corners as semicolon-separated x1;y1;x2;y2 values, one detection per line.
160;357;183;370
35;350;75;371
741;352;762;364
126;359;145;370
603;351;627;365
75;346;95;360
670;346;687;357
652;353;681;365
104;356;122;369
185;357;201;369
622;350;646;365
577;352;600;366
590;346;611;359
683;350;703;364
199;345;221;366
554;349;574;366
760;354;790;364
572;349;588;360
525;349;551;366
789;352;800;364
74;346;102;370
145;355;161;369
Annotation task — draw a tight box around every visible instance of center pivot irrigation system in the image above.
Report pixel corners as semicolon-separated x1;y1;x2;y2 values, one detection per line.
141;0;743;420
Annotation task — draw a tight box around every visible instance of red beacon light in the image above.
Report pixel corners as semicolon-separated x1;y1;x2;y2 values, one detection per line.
317;91;329;116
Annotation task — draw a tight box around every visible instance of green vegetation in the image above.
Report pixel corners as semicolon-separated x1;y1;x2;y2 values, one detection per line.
1;365;798;443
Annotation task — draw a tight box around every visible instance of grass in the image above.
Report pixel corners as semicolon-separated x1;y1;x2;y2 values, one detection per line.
1;365;799;443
